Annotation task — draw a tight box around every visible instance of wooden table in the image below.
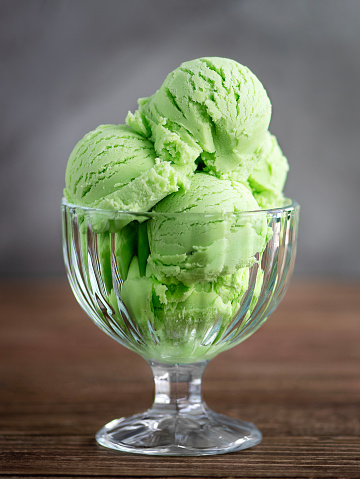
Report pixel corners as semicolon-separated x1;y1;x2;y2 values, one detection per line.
1;279;359;478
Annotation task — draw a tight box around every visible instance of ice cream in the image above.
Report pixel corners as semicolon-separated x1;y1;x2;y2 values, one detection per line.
118;258;262;361
64;57;289;362
248;131;289;208
148;173;268;284
64;124;193;212
126;57;271;180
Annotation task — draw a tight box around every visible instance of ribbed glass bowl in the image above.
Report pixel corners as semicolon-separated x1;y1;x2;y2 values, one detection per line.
62;198;299;456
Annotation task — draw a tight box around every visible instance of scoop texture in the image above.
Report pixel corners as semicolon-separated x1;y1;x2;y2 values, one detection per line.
64;124;192;212
248;132;289;208
126;57;271;179
147;173;268;284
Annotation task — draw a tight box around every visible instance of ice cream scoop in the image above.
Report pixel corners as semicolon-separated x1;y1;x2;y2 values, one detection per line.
119;255;263;362
126;57;271;180
64;124;192;212
248;131;289;208
147;173;269;284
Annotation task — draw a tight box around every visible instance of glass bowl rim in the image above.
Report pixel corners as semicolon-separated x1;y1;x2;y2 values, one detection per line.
61;197;300;218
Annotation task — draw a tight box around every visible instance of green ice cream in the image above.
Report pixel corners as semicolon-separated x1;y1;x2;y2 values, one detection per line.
126;57;271;179
248;131;289;208
147;173;268;284
118;255;264;361
64;56;289;363
64;124;192;212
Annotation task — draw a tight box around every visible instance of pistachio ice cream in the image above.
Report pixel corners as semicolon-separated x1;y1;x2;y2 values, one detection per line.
64;57;289;362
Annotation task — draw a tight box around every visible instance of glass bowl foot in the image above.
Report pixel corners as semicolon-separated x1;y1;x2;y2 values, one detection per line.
96;408;262;456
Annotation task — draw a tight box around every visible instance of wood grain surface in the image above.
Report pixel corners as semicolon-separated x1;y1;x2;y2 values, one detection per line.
0;279;359;478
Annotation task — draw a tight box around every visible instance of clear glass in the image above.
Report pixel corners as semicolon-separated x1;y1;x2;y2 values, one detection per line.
62;198;299;455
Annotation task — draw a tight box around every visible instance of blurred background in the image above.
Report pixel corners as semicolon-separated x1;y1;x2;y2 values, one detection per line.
1;0;359;279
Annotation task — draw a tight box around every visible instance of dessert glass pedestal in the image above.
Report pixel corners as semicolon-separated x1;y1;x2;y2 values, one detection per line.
62;199;299;456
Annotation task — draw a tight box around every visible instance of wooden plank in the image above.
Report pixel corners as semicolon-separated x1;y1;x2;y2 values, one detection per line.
0;436;359;477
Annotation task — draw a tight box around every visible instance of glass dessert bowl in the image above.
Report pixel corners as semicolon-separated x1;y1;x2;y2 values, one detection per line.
62;198;299;456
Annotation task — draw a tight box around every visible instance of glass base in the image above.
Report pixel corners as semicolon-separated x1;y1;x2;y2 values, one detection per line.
96;407;262;456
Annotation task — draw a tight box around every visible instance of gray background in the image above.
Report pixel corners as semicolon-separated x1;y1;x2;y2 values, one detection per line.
1;0;359;278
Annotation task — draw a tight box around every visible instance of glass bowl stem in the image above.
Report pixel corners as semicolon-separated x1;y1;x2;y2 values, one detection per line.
96;360;262;455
